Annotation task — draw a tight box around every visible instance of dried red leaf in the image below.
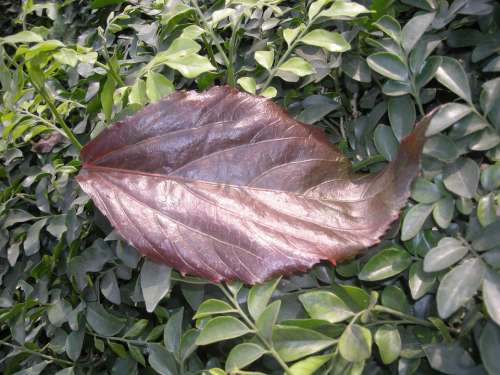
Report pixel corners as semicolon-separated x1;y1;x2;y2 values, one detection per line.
31;132;65;153
77;86;433;284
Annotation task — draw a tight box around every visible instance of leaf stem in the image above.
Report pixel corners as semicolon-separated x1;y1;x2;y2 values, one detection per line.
218;285;292;374
33;82;83;150
260;12;321;92
191;0;235;86
372;305;434;328
352;154;386;171
0;339;73;366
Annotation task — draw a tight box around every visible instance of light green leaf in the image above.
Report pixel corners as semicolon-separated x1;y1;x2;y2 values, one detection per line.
225;343;266;372
255;50;274;70
401;203;433;241
401;12;436;52
375;325;401;364
299;291;354;323
359;247;412;281
433;197;455;229
146;71;175;102
367;52;408;81
272;325;336;362
256;300;281;341
423;237;468;272
409;261;436;299
320;0;370;19
279;57;315;76
435;57;472;103
260;86;277;98
1;30;43;44
443;158;480;198
289;354;332;375
374;16;401;42
237;77;256;95
437;258;486;318
283;25;304;46
426;103;472;136
248;277;280;320
339;324;372;362
53;48;78;67
140;259;172;313
411;178;441;203
196;316;250;345
165;54;215;79
194;299;236;319
101;76;116;121
301;29;350;52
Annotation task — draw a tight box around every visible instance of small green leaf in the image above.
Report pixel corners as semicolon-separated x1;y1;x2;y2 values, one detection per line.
283;25;304;46
375;325;401;364
260;86;277;98
433;197;455;229
289;354;332;375
140;260;172;313
388;95;416;141
256;300;281;341
194;299;236;319
320;0;370;19
301;29;350;52
339;324;372;362
165;54;215;79
146;71;175;102
53;48;78;67
248;277;280;320
443;158;480;198
148;343;178;375
411;178;441;204
1;30;44;44
426;103;471;136
272;325;336;362
124;319;149;338
477;194;496;227
196;316;250;345
359;247;412;281
401;203;433;241
367;52;408;81
279;57;315;76
299;291;354;323
409;261;436;299
437;258;486;319
374;124;398;161
86;302;126;336
401;12;436;52
255;50;274;71
435;57;472;103
225;343;266;372
237;77;256;95
101;76;116;122
164;308;183;356
374;16;401;42
483;270;500;326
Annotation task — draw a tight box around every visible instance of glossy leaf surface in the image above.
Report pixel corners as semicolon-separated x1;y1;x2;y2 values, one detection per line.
78;86;433;283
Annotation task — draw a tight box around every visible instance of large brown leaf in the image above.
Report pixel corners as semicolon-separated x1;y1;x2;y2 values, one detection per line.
77;86;433;284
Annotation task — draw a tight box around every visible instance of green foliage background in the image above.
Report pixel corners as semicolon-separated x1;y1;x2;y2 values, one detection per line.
0;0;499;374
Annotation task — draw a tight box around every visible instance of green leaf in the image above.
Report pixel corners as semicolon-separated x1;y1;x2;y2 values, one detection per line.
480;77;500;127
140;259;172;313
424;343;478;374
255;50;274;71
101;76;116;122
146;71;175;102
299;291;354;323
164;308;183;356
424;237;468;272
367;52;408;81
179;329;199;362
129;79;147;106
260;86;277;98
374;16;401;42
424;134;459;162
196;316;250;345
301;29;350;52
308;0;329;19
480;322;500;375
124;319;149;338
388;95;416;141
437;258;486;319
247;277;280;320
91;0;126;8
256;300;281;341
401;203;433;241
86;302;126;336
165;54;215;79
435;57;472;103
279;57;315;76
359;247;412;281
101;270;121;305
24;218;48;256
339;324;372;362
374;124;398;161
381;286;410;314
341;54;371;83
53;48;78;67
225;343;266;372
409;261;436;299
272;325;336;362
148;344;178;375
481;163;500;191
65;329;85;361
283;25;304;46
289;354;331;375
472;222;500;251
375;325;401;364
477;194;496;227
401;12;436;52
194;299;236;319
1;30;43;44
320;0;370;19
426;103;471;136
432;197;455;229
411;178;441;204
237;77;256;95
483;270;500;326
443;158;480;198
